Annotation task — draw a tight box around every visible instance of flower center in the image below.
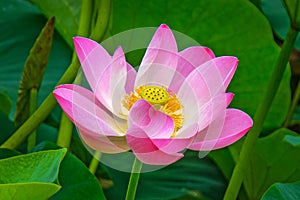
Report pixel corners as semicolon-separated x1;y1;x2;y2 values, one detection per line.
123;86;183;134
140;86;169;104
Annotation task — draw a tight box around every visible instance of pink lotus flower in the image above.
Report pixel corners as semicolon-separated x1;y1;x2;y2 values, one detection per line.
54;24;253;165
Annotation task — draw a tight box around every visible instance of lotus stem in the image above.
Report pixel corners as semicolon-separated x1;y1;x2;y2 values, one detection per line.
27;88;38;151
223;27;298;200
88;151;102;174
125;158;143;200
283;77;300;127
90;0;111;42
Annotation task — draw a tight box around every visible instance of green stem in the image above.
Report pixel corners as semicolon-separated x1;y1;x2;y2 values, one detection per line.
56;112;73;148
283;78;300;127
27;88;38;151
91;0;100;30
90;0;111;42
77;0;93;37
223;27;298;200
88;151;102;174
125;158;143;200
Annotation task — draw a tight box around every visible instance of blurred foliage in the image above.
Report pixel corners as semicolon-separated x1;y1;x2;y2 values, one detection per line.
261;0;300;49
232;129;300;199
29;0;82;48
282;0;300;30
211;128;300;199
105;151;226;200
262;181;300;200
0;183;61;200
0;0;72;120
0;92;12;116
0;149;66;199
15;17;55;127
30;141;106;200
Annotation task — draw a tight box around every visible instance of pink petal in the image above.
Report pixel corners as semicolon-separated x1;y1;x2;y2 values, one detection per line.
201;56;238;93
124;63;137;94
134;151;183;166
177;56;238;107
151;136;194;154
216;56;238;89
189;108;253;151
177;86;233;134
135;24;179;88
126;125;183;165
176;81;202;127
169;46;215;92
73;37;112;92
53;84;127;137
179;47;215;75
197;93;234;131
94;46;136;117
150;139;190;154
142;24;177;62
128;99;174;139
176;123;199;138
79;128;130;153
148;123;198;154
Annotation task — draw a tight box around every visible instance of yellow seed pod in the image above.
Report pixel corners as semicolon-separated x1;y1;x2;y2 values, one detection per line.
141;86;169;104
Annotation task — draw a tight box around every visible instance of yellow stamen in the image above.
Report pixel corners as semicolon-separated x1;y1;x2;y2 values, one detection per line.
122;86;143;111
163;93;183;132
122;86;183;134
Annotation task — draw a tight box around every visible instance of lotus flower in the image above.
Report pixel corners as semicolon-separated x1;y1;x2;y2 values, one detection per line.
54;24;253;165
